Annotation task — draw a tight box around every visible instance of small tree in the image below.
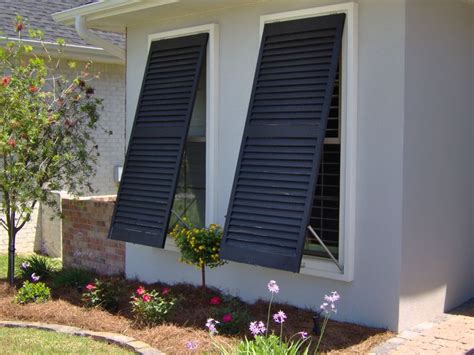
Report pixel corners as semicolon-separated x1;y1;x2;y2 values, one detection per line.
170;221;226;288
0;16;104;285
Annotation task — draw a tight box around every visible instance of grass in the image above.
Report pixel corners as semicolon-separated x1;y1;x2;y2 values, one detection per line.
0;327;133;354
0;253;26;279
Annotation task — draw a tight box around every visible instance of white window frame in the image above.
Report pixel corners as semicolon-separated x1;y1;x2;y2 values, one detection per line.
260;2;358;282
147;24;219;253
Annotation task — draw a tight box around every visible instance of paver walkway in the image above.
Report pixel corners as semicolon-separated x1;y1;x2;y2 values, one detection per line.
372;298;474;354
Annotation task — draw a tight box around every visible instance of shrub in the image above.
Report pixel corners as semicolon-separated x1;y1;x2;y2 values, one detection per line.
170;222;226;287
16;281;51;304
51;268;95;289
82;278;124;312
209;295;250;335
19;255;61;281
236;334;310;355
130;286;176;326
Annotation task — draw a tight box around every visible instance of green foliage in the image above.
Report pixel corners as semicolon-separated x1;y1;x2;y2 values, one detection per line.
130;286;176;326
82;278;124;312
235;334;310;355
209;296;250;335
0;16;104;283
16;281;51;304
19;254;61;280
51;268;94;289
170;222;226;269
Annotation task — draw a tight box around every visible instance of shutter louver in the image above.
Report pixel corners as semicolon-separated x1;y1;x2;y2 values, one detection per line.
109;33;208;248
220;14;345;272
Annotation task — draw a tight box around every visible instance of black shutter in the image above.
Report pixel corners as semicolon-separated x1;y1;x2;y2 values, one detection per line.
109;33;208;248
220;14;345;272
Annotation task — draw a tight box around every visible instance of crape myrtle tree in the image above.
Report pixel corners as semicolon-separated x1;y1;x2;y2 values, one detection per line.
0;16;105;285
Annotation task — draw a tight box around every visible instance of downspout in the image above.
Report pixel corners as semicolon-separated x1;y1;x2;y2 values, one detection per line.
75;15;125;62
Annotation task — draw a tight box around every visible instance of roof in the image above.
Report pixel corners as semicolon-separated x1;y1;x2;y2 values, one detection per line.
0;0;124;48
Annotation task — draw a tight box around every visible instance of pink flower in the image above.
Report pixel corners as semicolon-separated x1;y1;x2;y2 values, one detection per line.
28;85;38;94
222;313;233;323
273;310;287;324
136;286;145;295
249;321;266;336
142;294;152;302
131;297;138;302
205;318;219;335
210;296;221;305
1;76;11;86
267;280;279;294
7;138;16;148
320;291;340;314
85;283;96;291
15;22;24;32
298;331;309;339
162;287;170;295
186;341;198;350
30;273;40;282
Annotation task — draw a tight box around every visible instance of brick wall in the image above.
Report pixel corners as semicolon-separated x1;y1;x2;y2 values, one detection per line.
62;196;125;275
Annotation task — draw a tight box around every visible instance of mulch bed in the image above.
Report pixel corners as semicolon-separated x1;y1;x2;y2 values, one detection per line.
0;279;392;354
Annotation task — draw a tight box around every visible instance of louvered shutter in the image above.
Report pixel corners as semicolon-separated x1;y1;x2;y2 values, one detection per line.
109;33;208;248
220;14;345;272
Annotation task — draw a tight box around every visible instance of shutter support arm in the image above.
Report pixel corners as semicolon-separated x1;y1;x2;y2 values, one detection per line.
307;225;343;273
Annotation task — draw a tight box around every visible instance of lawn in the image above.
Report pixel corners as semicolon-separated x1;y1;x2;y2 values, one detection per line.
0;254;393;354
0;327;133;354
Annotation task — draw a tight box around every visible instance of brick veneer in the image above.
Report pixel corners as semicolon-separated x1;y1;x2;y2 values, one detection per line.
62;196;124;275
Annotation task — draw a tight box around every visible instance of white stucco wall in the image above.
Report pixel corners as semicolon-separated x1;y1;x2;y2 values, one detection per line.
399;0;474;330
124;0;406;331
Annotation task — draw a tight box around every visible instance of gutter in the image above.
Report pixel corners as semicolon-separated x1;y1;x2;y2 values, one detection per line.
75;15;125;63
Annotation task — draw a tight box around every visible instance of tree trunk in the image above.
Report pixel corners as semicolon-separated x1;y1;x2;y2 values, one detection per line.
7;225;16;285
201;264;206;288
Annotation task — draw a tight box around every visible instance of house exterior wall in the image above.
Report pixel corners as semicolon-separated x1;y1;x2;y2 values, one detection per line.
399;0;474;330
0;61;125;255
124;0;406;331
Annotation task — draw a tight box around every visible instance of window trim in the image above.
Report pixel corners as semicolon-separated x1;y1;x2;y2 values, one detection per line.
260;2;358;282
147;24;219;253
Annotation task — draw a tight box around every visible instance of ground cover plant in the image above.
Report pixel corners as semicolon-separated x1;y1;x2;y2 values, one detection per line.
0;254;393;354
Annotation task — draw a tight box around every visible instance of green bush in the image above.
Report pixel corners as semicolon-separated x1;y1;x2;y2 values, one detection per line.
82;278;124;312
209;296;250;335
19;255;61;281
16;281;51;304
130;286;176;326
235;334;310;355
51;268;94;289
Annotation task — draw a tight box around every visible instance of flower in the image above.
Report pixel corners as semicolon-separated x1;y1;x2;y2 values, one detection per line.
210;296;221;305
162;287;170;295
7;138;16;148
205;318;219;335
222;313;233;323
20;262;30;270
273;310;287;324
85;283;96;291
142;294;152;302
15;22;24;32
185;341;198;350
320;291;340;314
267;280;279;294
28;85;38;94
136;286;145;295
131;297;138;302
297;331;309;339
30;273;40;282
1;76;11;86
249;321;266;336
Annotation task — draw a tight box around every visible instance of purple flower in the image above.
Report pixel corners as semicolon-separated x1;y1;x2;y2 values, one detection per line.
297;331;309;339
205;318;219;335
30;273;40;282
20;262;30;270
186;341;198;350
267;280;279;294
273;310;287;324
249;321;266;336
320;291;340;314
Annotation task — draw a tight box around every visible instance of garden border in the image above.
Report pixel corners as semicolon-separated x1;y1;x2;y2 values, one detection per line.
0;320;164;355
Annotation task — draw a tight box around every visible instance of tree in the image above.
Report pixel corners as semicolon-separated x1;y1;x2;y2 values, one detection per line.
0;16;104;285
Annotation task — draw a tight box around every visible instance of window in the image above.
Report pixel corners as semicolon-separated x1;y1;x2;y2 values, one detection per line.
108;33;209;248
219;3;357;281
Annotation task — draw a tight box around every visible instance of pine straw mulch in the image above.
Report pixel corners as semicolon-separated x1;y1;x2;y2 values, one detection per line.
0;280;393;354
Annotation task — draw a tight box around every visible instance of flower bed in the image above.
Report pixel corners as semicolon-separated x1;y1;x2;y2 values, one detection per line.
0;269;392;354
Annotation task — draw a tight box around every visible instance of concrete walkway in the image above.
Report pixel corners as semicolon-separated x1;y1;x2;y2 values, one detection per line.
372;299;474;354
